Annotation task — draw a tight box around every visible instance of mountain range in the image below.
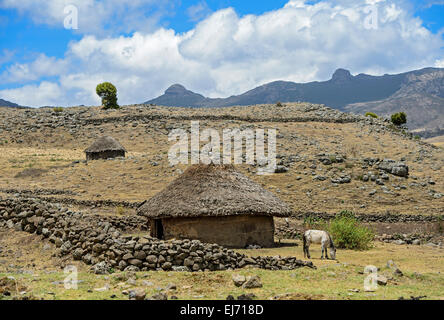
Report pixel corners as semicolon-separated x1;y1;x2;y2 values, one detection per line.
145;67;444;133
0;99;23;108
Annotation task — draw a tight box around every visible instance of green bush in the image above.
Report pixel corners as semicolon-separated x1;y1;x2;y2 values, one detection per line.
326;211;374;250
53;107;64;113
96;82;119;110
391;112;407;126
303;215;325;229
365;112;378;119
276;101;283;107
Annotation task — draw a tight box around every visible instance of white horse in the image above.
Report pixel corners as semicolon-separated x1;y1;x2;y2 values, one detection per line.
303;230;336;260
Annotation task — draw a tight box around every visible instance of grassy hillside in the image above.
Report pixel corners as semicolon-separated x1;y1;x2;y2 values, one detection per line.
0;103;442;216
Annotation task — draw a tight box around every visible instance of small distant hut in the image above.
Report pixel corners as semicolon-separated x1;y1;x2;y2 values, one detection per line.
84;136;126;160
137;164;292;248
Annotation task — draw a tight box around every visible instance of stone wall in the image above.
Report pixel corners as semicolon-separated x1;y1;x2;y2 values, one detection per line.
0;197;315;273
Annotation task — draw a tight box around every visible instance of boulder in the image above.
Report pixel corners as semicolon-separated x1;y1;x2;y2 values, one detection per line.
242;276;263;289
232;274;246;287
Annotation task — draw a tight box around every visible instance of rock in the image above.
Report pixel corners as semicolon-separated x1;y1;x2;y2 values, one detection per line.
72;248;84;261
129;289;146;301
232;274;246;287
275;166;289;173
393;240;406;245
242;276;262;289
92;261;111;275
128;259;143;267
146;255;158;264
226;295;235;300
237;293;256;300
149;292;168;300
378;159;409;177
161;262;172;270
172;266;190;272
134;251;146;260
165;283;177;291
412;239;420;245
376;275;388;286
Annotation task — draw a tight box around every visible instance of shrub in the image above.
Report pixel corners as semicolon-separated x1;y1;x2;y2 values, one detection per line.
326;211;374;250
365;112;378;119
53;107;64;113
96;82;119;110
116;206;125;215
391;112;407;126
276;101;283;107
303;215;325;229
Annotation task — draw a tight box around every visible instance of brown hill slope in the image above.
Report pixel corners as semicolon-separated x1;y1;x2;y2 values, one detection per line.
0;103;442;216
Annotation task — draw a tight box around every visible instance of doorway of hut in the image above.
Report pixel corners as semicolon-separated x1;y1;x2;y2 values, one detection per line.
152;219;164;240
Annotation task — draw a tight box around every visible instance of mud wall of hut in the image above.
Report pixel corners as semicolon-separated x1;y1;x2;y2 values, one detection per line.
86;150;125;160
160;215;275;248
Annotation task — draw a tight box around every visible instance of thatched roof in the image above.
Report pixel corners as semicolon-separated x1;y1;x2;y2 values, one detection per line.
84;136;126;153
137;164;292;218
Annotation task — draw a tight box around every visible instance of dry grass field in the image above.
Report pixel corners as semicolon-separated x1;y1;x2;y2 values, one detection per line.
426;135;444;148
0;230;443;300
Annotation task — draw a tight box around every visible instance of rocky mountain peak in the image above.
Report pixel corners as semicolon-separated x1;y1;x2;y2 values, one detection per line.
331;68;353;82
165;84;188;95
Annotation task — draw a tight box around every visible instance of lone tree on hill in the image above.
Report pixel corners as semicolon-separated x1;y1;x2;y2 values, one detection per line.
391;112;407;126
96;82;119;109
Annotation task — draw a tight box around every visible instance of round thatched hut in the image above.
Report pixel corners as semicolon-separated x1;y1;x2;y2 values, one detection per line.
137;164;292;248
84;136;126;160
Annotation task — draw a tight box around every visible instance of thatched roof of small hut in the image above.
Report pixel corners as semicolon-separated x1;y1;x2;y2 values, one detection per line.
137;164;292;218
84;136;126;153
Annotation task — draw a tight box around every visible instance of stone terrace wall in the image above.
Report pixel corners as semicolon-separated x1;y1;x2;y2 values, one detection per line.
0;197;315;272
1;189;439;223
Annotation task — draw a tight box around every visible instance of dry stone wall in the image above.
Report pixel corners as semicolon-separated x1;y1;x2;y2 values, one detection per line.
0;197;315;273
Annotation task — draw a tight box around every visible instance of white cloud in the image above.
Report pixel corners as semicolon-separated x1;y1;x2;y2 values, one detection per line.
0;82;63;107
0;54;67;83
0;0;171;36
1;0;443;107
435;59;444;67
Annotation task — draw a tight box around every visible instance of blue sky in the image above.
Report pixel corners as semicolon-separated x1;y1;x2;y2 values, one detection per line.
0;0;443;107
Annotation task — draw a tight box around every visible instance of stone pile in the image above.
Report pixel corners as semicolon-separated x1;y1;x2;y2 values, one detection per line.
376;233;442;246
0;197;315;272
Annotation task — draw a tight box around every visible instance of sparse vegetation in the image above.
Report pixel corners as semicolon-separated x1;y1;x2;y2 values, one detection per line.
116;206;125;215
391;112;407;126
53;107;64;113
276;101;283;107
303;215;325;229
96;82;119;110
365;112;378;119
